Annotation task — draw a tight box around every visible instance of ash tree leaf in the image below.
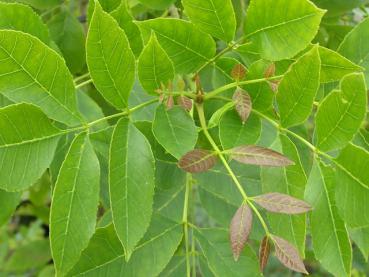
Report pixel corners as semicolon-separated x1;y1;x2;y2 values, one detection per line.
219;110;261;150
69;215;183;276
0;103;62;192
272;235;308;274
230;203;253;261
244;0;325;61
232;88;252;124
315;73;367;152
182;0;236;42
0;190;21;226
50;132;100;276
318;46;363;83
334;143;369;227
229;145;294;167
87;1;135;110
138;33;175;95
48;10;86;74
137;18;216;74
259;236;271;272
178;149;217;173
338;17;369;84
0;30;82;126
277;46;321;128
109;117;155;260
153;105;198;159
195;228;262;277
111;1;143;58
305;160;352;277
253;193;312;214
0;2;50;45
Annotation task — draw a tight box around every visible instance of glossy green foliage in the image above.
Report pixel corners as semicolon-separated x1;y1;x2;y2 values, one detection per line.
0;0;368;276
87;1;135;110
109;118;155;260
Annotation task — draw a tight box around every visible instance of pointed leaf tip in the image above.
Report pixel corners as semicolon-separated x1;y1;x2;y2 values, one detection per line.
230;204;253;261
259;236;271;272
272;235;308;274
253;193;312;214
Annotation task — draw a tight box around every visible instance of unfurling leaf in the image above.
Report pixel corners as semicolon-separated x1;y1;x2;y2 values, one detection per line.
259;236;271;272
177;96;193;111
230;203;253;261
253;193;312;214
178;149;217;173
264;63;276;78
231;64;247;81
232;89;252;123
229;145;294;167
272;235;308;274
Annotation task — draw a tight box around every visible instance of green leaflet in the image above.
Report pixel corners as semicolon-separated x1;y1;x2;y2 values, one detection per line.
334;143;369;227
182;0;236;42
277;46;321;128
50;132;100;275
69;215;183;276
159;256;186;277
219;110;261;150
48;10;86;74
338;18;369;84
305;161;352;277
137;18;216;74
0;103;61;191
350;227;369;261
0;2;50;44
10;0;61;10
208;101;234;129
244;0;325;61
0;189;21;226
87;0;121;22
87;1;135;110
318;46;362;83
242;60;274;111
313;0;367;15
111;1;143;58
137;0;176;10
0;30;82;126
138;33;175;95
109;118;155;260
195;228;262;277
315;73;367;152
152;105;198;159
261;134;307;256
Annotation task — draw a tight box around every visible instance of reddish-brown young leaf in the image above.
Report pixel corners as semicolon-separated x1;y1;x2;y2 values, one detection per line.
232;88;252;123
253;193;312;214
165;95;174;109
272;235;308;274
229;145;294;167
231;63;247;81
177;96;193;111
230;203;253;261
259;236;271;272
264;63;276;78
178;149;217;173
269;80;280;92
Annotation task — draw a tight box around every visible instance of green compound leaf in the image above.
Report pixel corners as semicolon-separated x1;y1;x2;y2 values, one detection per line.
334;143;369;228
0;30;82;126
315;73;367;152
338;17;369;84
50;132;100;276
109;118;155;260
305;160;352;277
244;0;325;61
182;0;236;42
277;46;321;128
0;103;62;192
138;33;174;95
195;228;262;277
318;46;363;83
137;18;216;74
111;1;143;58
69;215;183;276
0;2;50;44
87;1;135;110
153;105;198;159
